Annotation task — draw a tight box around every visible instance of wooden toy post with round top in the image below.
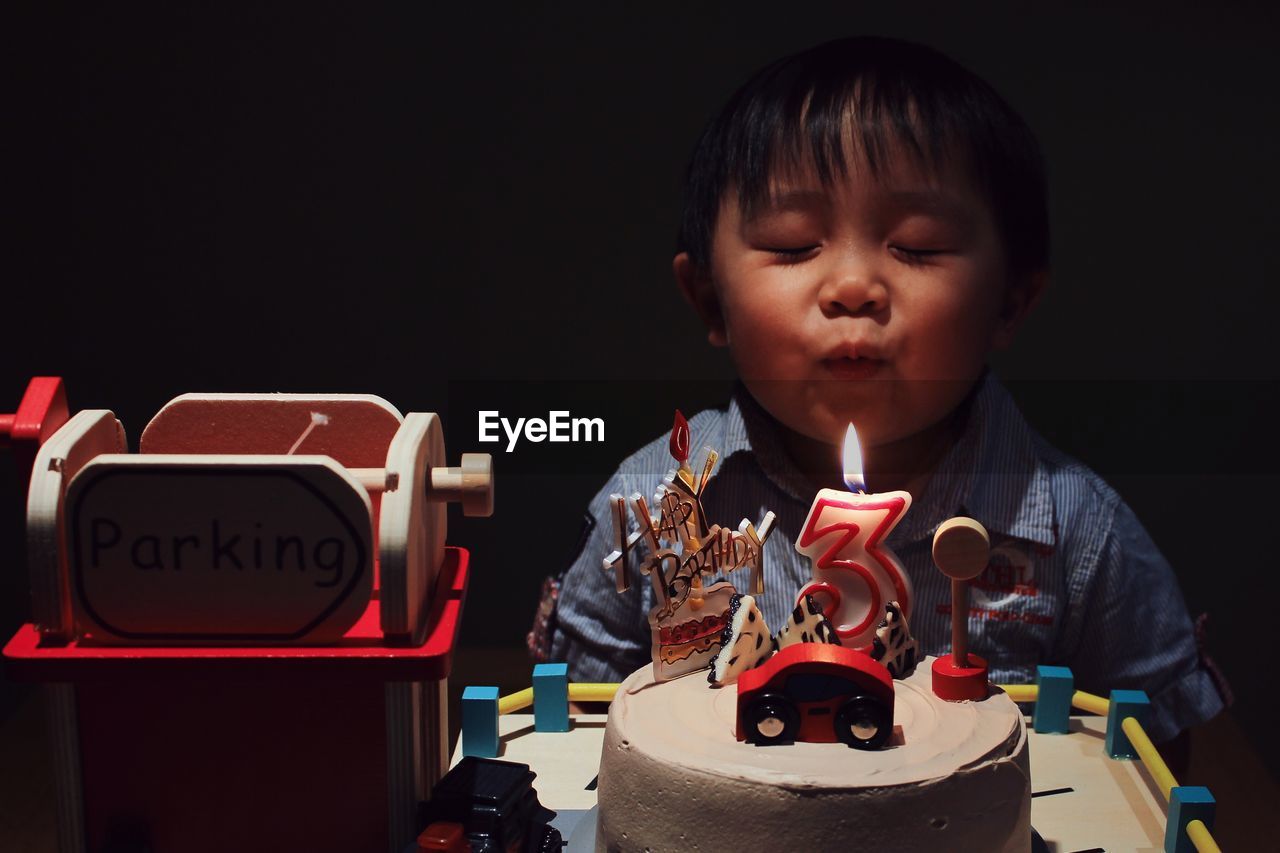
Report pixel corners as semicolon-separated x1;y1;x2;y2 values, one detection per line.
930;517;992;701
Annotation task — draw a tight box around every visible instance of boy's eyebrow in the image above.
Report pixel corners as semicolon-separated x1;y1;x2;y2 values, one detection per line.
747;189;829;219
885;189;976;219
747;187;978;221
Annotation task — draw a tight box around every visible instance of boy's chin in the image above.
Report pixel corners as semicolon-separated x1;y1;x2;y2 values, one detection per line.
790;409;900;450
746;385;882;447
746;378;975;450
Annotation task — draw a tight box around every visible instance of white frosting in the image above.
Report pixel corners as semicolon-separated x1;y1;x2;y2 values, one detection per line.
597;656;1030;853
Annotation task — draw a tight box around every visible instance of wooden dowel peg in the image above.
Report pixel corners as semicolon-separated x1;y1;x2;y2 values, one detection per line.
428;453;494;517
951;577;968;667
349;468;395;492
350;453;494;516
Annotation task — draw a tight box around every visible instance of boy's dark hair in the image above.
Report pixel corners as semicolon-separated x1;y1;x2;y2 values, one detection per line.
677;36;1049;279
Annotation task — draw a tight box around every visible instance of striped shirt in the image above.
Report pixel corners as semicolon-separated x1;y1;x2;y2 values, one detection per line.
549;373;1223;741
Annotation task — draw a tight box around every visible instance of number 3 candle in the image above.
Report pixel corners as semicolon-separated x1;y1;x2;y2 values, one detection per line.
794;424;913;651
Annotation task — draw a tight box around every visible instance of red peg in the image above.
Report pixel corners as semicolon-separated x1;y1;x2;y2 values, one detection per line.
930;517;990;701
2;377;69;495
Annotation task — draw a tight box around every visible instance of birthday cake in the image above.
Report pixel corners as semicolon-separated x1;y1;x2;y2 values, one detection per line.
595;656;1031;853
591;415;1030;852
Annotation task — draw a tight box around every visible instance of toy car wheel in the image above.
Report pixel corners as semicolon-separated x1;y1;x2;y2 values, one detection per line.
745;693;799;745
834;695;892;750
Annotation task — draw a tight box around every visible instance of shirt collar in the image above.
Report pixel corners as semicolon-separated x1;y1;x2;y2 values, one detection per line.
717;374;1057;548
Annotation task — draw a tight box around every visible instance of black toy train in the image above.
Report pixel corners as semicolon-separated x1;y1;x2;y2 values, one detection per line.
416;757;563;853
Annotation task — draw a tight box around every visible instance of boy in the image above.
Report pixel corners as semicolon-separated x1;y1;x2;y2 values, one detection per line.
544;36;1223;746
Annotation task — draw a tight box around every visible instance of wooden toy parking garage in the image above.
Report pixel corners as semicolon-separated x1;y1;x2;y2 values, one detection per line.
3;378;492;853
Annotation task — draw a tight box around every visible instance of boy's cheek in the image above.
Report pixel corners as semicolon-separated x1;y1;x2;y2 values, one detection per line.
726;329;807;380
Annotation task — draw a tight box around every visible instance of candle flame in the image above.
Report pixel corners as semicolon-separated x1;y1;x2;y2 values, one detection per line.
842;423;866;493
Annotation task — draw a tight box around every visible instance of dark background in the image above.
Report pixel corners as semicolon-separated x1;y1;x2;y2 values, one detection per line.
5;0;1277;780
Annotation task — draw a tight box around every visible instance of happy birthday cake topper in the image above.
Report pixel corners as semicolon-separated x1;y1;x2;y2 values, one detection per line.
604;410;777;681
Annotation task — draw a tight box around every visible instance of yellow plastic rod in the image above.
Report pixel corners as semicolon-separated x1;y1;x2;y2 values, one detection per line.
569;682;620;703
1070;690;1109;716
499;682;621;714
999;684;1038;703
1186;819;1221;853
498;687;533;715
1120;716;1178;800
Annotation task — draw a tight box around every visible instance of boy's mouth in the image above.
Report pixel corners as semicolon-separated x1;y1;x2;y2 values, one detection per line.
820;355;886;380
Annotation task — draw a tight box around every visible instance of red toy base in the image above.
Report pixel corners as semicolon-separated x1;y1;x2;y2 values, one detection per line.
931;653;989;701
3;546;469;683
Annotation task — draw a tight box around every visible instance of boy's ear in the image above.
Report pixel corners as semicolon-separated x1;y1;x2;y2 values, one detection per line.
674;252;728;347
991;269;1048;351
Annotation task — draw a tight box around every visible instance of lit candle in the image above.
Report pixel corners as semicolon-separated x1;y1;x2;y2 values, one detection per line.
794;424;913;651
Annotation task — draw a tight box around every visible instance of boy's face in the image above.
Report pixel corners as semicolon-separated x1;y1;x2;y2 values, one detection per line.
677;148;1042;452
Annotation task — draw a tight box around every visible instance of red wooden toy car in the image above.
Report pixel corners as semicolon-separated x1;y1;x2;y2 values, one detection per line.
735;643;895;749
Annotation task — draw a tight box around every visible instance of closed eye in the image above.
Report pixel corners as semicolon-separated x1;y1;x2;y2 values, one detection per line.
890;245;952;264
762;245;820;262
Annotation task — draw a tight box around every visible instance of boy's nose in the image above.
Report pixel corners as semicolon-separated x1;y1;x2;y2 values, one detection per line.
819;267;888;318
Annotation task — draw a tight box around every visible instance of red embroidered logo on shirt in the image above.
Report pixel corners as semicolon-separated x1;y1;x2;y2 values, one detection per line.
935;541;1052;626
